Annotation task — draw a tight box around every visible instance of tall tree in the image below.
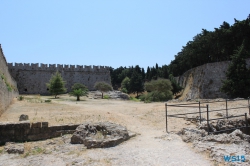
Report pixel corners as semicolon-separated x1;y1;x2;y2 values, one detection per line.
129;71;144;97
221;42;250;98
46;71;67;98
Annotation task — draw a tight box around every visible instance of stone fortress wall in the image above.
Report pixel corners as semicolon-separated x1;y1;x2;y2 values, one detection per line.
0;45;19;115
176;58;250;100
8;63;112;94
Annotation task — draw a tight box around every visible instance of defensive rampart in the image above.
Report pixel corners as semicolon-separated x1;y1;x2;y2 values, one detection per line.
176;59;250;100
8;63;111;94
0;45;19;116
0;122;80;145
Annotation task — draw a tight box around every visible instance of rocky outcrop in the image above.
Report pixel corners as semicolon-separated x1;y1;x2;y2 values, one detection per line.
198;119;248;134
176;59;250;100
4;142;24;154
71;122;131;148
88;91;130;100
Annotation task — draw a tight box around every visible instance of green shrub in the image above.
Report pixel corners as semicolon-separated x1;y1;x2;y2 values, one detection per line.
139;94;146;101
6;83;12;91
143;79;173;102
103;95;110;99
18;96;24;101
144;91;172;102
121;88;128;93
129;96;140;102
45;99;51;103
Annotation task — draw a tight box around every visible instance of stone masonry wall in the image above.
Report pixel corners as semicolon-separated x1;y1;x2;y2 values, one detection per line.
0;45;19;116
0;121;80;145
8;63;111;94
176;59;250;100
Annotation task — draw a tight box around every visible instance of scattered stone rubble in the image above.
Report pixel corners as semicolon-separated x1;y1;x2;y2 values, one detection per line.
71;122;133;148
179;118;250;165
87;91;129;100
4;142;24;154
198;119;247;133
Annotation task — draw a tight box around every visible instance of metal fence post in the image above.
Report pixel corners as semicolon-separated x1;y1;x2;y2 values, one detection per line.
245;113;248;128
206;104;209;135
199;101;201;124
165;103;168;132
248;97;250;115
226;99;228;119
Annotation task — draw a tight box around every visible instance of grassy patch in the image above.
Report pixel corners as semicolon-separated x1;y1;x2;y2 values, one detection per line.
103;95;110;99
45;99;51;103
129;96;140;102
18;96;24;101
0;148;3;154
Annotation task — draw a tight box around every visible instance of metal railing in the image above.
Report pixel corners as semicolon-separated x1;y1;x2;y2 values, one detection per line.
165;97;250;134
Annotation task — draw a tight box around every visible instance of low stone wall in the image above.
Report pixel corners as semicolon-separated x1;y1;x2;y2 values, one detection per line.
0;122;80;145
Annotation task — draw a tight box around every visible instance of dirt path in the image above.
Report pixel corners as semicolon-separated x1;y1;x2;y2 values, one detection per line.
0;95;215;165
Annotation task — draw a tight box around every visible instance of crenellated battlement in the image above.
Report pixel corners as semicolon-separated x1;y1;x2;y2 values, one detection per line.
8;63;110;72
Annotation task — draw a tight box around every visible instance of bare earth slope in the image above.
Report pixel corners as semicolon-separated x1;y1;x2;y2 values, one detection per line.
0;95;213;166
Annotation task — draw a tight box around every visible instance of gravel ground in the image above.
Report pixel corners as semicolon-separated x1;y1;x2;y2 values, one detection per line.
1;95;248;165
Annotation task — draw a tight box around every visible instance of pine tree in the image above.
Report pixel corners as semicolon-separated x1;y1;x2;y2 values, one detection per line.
46;71;67;98
221;43;250;98
129;71;144;97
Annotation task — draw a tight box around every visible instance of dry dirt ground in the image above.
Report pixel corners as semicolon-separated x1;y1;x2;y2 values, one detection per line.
0;94;249;166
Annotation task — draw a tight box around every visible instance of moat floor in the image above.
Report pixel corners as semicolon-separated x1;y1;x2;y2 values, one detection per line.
1;95;247;166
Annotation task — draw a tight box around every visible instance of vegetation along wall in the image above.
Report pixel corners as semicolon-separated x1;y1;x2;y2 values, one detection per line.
8;63;111;94
0;44;19;116
176;59;250;100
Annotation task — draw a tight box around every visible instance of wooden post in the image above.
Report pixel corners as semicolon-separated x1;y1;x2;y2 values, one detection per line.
206;104;209;135
165;103;168;132
199;101;201;124
248;97;250;115
245;113;248;128
226;99;228;119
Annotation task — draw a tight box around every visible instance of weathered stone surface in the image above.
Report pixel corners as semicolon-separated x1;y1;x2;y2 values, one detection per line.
0;122;79;145
4;142;24;154
197;119;247;133
180;119;250;165
19;114;29;121
0;45;19;116
88;91;130;100
71;122;130;148
107;91;129;100
31;122;41;128
176;58;250;100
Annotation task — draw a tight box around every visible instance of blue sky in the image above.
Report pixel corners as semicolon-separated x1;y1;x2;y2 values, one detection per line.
1;1;249;69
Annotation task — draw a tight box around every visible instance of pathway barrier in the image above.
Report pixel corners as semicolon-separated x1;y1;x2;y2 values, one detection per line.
165;98;250;134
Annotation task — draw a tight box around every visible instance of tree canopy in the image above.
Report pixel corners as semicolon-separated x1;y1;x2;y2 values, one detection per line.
221;42;250;98
142;79;173;102
69;83;88;101
94;82;113;99
46;71;67;98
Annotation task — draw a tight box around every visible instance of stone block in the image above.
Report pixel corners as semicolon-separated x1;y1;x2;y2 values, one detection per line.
31;122;41;128
61;124;79;130
29;128;41;135
48;126;62;132
41;122;48;128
